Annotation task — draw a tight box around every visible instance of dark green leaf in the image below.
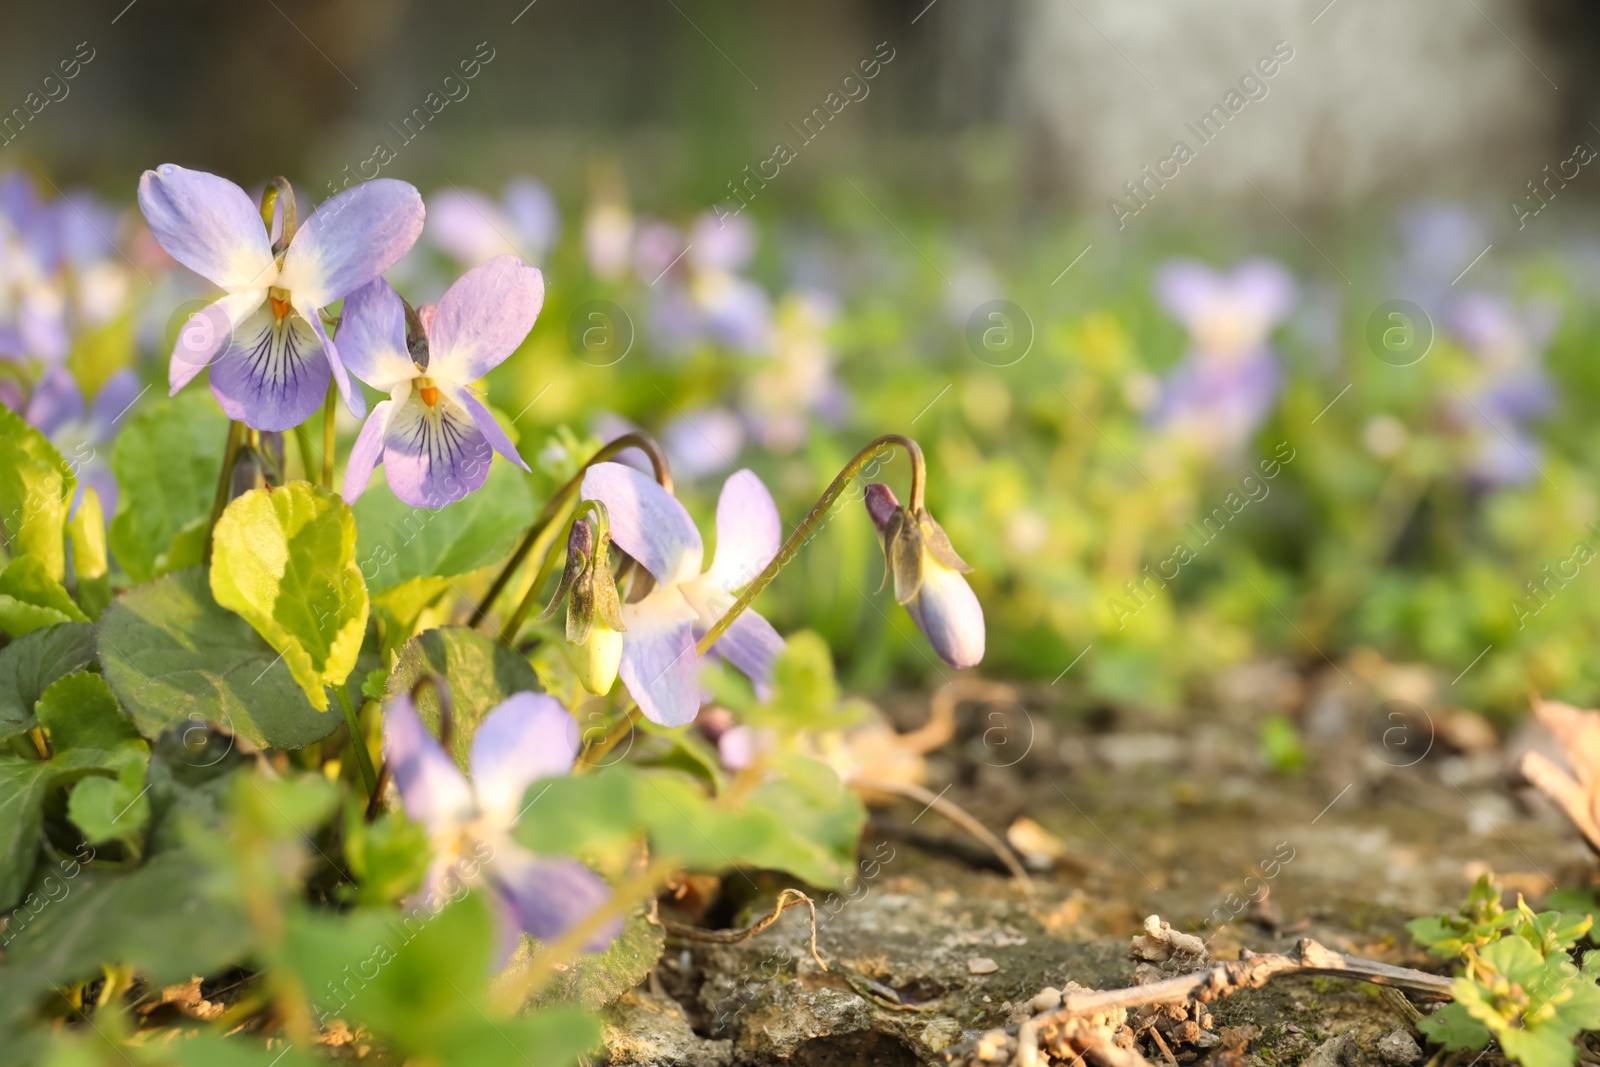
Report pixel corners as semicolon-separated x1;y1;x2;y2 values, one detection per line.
520;909;665;1013
0;623;96;742
107;392;227;585
97;568;343;750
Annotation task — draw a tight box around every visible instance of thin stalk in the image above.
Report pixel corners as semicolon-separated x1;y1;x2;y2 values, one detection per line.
696;434;924;657
575;705;640;771
469;432;672;631
202;420;246;564
499;504;577;641
320;379;337;489
335;685;377;799
293;423;316;484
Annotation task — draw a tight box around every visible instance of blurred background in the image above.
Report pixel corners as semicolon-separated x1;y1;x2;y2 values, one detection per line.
6;0;1600;723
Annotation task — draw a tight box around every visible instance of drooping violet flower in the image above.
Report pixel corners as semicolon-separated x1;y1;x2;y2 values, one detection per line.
1449;291;1558;486
384;689;618;965
338;255;540;508
579;462;785;727
137;164;424;431
1150;257;1296;454
425;179;559;267
23;366;142;517
863;483;984;670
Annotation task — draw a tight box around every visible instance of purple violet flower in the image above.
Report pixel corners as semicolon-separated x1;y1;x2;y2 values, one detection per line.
1150;257;1296;454
338;255;540;508
863;483;985;670
137;164;424;432
1449;291;1558;486
384;689;618;966
578;462;786;727
424;179;559;267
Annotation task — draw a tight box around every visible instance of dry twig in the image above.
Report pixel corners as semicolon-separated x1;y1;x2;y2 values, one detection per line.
656;888;828;971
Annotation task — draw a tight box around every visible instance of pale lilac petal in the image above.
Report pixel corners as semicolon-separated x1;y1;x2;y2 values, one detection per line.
469;692;579;828
208;304;331;432
24;366;83;438
298;299;365;419
278;178;425;309
1153;259;1220;329
439;382;529;472
492;846;618;951
137;165;275;290
709;609;784;698
337;278;418;392
169;289;266;395
426;255;544;384
705;469;781;594
689;211;756;272
618;587;702;727
381;392;494;508
503;179;559;253
424;189;518;265
1230;259;1297;326
718;725;755;770
383;691;474;833
908;562;985;669
580;462;703;587
342;398;396;503
88;369;143;437
662;408;742;478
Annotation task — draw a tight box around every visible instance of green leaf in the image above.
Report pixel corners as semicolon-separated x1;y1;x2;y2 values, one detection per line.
97;567;343;749
1418;1002;1491;1051
0;672;148;911
742;754;868;890
210;483;369;712
386;626;542;770
341;803;431;906
370;575;452;655
0;556;88;637
283;895;600;1064
65;487;110;620
353;459;534;592
107;391;228;584
0;402;74;582
0;850;253;1031
0;622;97;742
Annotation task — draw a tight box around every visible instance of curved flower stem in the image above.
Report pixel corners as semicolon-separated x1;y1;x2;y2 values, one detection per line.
320;379;337;490
574;705;641;772
695;434;924;658
335;685;377;799
202;420;247;565
468;432;672;635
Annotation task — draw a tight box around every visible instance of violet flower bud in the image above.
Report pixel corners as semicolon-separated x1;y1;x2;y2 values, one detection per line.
863;483;985;669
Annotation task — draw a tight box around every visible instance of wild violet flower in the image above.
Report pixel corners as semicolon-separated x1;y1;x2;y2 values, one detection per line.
338;255;540;508
384;689;618;965
0;174;70;362
137;164;424;432
1449;291;1557;486
24;365;141;516
424;179;559;267
636;211;770;355
579;461;785;727
743;290;847;453
1150;257;1296;454
863;483;984;670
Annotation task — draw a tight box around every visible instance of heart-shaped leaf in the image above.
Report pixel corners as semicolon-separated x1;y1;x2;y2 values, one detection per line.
210;483;369;711
97;567;343;749
0;556;89;637
0;622;97;742
385;626;542;770
0;402;75;583
108;391;228;584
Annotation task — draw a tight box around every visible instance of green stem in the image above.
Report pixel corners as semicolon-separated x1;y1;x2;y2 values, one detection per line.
502;507;577;640
695;434;924;658
202;420;247;565
293;424;316;484
320;379;338;490
468;432;672;632
336;685;378;799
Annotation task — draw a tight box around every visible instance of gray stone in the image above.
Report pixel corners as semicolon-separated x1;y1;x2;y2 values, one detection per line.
1377;1029;1424;1067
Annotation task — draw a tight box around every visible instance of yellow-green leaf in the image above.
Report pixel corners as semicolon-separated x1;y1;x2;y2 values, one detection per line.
210;484;369;711
0;402;75;582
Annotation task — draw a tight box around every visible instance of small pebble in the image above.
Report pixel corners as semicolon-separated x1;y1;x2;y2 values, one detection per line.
968;956;1000;975
1377;1030;1423;1067
1030;987;1063;1013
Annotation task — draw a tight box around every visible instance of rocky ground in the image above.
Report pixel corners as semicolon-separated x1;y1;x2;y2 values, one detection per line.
600;657;1600;1066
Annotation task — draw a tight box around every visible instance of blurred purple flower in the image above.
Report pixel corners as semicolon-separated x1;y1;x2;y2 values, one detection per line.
579;462;785;726
339;255;540;508
662;407;744;480
637;212;771;356
384;689;618;966
23;366;142;517
1150;257;1296;454
424;179;559;267
137;164;424;431
743;290;846;452
1449;291;1558;486
1396;202;1487;309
